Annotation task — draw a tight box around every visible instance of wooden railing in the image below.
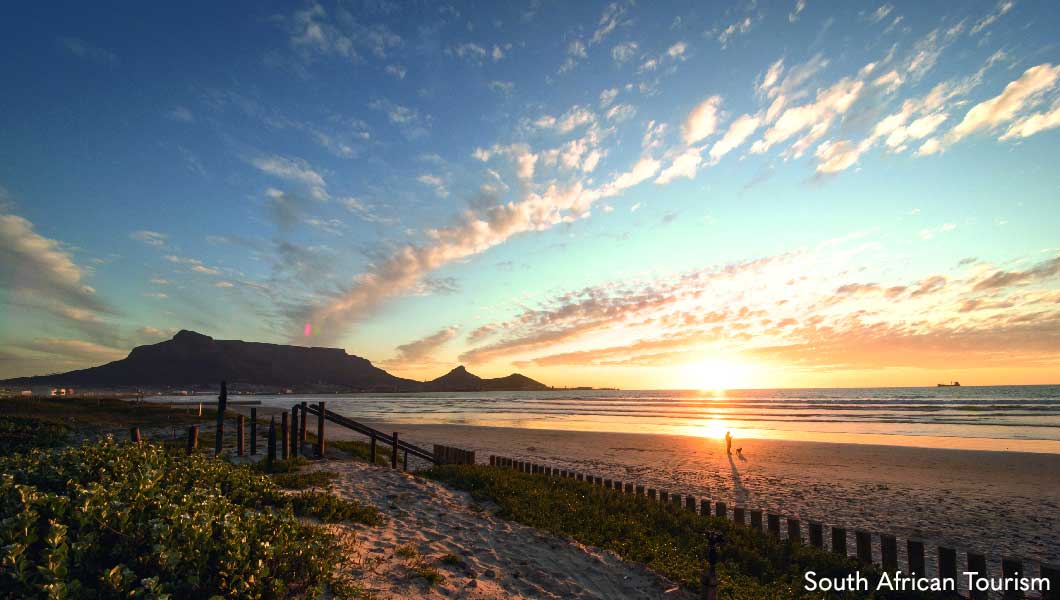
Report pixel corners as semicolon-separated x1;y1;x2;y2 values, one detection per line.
303;402;437;465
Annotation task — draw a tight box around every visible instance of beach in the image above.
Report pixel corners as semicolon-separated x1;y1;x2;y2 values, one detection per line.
316;459;692;598
329;422;1060;569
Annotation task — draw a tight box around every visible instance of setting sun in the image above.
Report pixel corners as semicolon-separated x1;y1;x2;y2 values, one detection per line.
679;358;755;392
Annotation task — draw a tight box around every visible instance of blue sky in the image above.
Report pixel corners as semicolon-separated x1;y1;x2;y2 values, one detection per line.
1;0;1059;388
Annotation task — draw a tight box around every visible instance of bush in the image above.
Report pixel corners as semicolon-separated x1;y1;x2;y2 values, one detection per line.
0;417;70;457
425;465;939;600
0;438;378;598
272;470;336;490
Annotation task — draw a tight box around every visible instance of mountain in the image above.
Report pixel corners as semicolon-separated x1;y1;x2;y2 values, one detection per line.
425;366;550;392
0;330;549;393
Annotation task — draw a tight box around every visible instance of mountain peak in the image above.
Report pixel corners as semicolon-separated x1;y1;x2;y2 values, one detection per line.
172;330;213;343
449;365;468;374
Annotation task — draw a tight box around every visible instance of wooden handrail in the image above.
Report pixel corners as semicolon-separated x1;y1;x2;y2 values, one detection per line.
304;404;438;464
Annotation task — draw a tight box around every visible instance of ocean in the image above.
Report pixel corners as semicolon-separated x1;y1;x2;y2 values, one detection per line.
216;384;1060;452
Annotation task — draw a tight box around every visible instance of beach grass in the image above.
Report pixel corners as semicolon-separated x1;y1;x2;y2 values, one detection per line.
0;435;380;598
0;396;217;431
425;464;938;600
272;469;337;489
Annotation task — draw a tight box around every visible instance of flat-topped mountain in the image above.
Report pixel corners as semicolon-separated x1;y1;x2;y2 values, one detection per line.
1;330;549;393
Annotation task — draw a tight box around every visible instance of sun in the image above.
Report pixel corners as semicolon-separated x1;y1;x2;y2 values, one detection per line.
680;358;753;392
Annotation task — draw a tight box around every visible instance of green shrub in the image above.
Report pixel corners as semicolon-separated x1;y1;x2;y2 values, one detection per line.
425;465;939;600
0;438;378;598
0;417;70;457
289;491;383;526
272;469;336;490
324;439;391;466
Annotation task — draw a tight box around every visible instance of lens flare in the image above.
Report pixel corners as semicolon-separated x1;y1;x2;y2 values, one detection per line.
304;322;312;337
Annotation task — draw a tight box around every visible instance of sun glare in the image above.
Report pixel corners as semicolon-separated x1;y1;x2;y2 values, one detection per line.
681;358;752;392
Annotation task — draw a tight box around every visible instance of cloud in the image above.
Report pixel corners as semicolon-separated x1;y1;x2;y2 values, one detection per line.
789;0;806;23
417;173;449;198
667;41;687;59
131;230;168;247
970;0;1015;35
340;197;395;224
591;3;628;45
683;96;723;144
252;155;328;201
57;36;117;65
389;326;459;365
947;64;1060;144
751;75;864;155
0;212;114;326
814;139;871;173
714;16;755;49
709;114;761;162
385;64;406;79
297;156;665;343
973;256;1060;291
285;3;401;63
1000;99;1060;140
450;42;488;64
167;106;195;123
599;88;619;107
368;98;429;139
655;148;703;185
869;4;894;23
758;59;785;96
611;42;639;64
559;40;587;74
488;80;514;96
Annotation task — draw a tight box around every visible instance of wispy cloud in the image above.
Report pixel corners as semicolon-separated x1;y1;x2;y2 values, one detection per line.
56;36;117;65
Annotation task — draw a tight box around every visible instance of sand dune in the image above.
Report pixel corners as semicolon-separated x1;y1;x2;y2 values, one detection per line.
316;459;692;599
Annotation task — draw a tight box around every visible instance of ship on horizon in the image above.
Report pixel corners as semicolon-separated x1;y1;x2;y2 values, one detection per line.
937;381;961;387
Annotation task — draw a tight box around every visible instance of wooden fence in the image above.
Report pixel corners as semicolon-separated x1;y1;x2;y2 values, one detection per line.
487;454;1060;600
433;444;475;465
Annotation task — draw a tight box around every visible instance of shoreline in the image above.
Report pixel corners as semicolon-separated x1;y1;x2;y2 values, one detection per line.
313;421;1060;567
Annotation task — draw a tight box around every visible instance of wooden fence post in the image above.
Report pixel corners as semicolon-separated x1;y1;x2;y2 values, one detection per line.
290;409;299;457
907;540;925;575
250;408;258;455
403;449;408;471
315;401;325;458
1040;564;1060;600
1001;558;1023;600
750;509;763;530
832;527;847;555
214;380;227;456
660;490;669;502
490;455;496;466
715;502;727;519
648;488;656;500
767;514;781;536
186;425;198;454
881;535;898;571
636;485;645;496
787;519;801;544
938;547;957;584
686;496;696;512
967;553;988;600
281;411;289;461
236;415;245;456
809;522;823;548
299;401;308;446
855;531;872;564
391;432;399;469
371;435;378;463
625;483;634;494
733;507;746;525
129;427;141;445
266;416;276;471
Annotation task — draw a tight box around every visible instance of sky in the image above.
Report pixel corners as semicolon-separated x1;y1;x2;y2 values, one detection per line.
1;0;1059;389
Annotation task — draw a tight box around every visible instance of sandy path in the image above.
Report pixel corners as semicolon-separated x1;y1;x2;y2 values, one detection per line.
332;423;1060;572
315;459;692;599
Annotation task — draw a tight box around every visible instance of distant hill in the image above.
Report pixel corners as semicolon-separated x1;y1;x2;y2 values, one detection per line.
426;366;550;392
0;330;549;393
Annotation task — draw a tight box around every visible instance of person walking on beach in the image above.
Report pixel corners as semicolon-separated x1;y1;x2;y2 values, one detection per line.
725;431;732;455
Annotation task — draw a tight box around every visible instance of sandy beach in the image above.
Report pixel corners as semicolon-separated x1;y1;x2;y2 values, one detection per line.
313;459;692;599
320;422;1060;571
